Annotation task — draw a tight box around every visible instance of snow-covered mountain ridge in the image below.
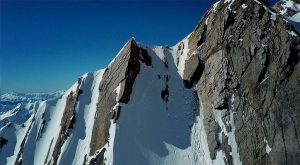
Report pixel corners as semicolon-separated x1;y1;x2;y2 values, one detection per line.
1;0;300;165
0;91;64;102
0;91;64;116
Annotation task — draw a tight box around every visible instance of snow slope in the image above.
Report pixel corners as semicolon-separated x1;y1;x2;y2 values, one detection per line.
0;36;236;165
58;71;105;165
0;70;105;165
101;40;237;164
112;45;201;164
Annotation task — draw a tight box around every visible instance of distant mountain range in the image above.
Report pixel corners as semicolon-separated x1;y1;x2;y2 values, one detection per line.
0;91;64;113
0;91;64;147
0;91;64;103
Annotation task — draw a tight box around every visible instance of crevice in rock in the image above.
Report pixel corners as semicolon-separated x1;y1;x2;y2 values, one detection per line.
197;24;207;47
178;42;184;51
280;44;300;84
77;89;83;100
67;115;76;136
257;52;270;84
7;122;12;127
139;48;152;66
258;6;266;20
111;106;121;123
119;44;141;103
224;11;235;32
36;113;46;140
83;154;87;165
215;101;229;110
184;56;205;88
89;148;106;165
281;126;288;164
37;119;46;140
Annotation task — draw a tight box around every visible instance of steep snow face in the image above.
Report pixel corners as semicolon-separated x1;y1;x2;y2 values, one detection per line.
173;36;190;78
104;43;231;165
19;82;79;165
0;96;54;164
0;102;38;165
58;70;105;165
111;45;200;164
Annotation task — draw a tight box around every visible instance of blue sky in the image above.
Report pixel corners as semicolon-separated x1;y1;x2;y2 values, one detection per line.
0;0;276;93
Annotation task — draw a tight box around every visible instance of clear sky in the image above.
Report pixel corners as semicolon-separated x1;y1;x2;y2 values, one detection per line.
0;0;276;93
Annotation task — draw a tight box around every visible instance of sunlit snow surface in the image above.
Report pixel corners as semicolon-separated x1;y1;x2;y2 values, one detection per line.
0;71;105;165
0;91;63;165
58;70;105;165
112;45;201;164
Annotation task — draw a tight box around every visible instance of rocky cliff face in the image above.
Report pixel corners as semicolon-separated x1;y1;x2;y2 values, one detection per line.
185;0;300;164
0;0;299;165
89;39;151;161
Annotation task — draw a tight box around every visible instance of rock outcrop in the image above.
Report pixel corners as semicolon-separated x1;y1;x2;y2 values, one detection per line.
183;0;300;164
89;38;151;162
51;79;82;165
